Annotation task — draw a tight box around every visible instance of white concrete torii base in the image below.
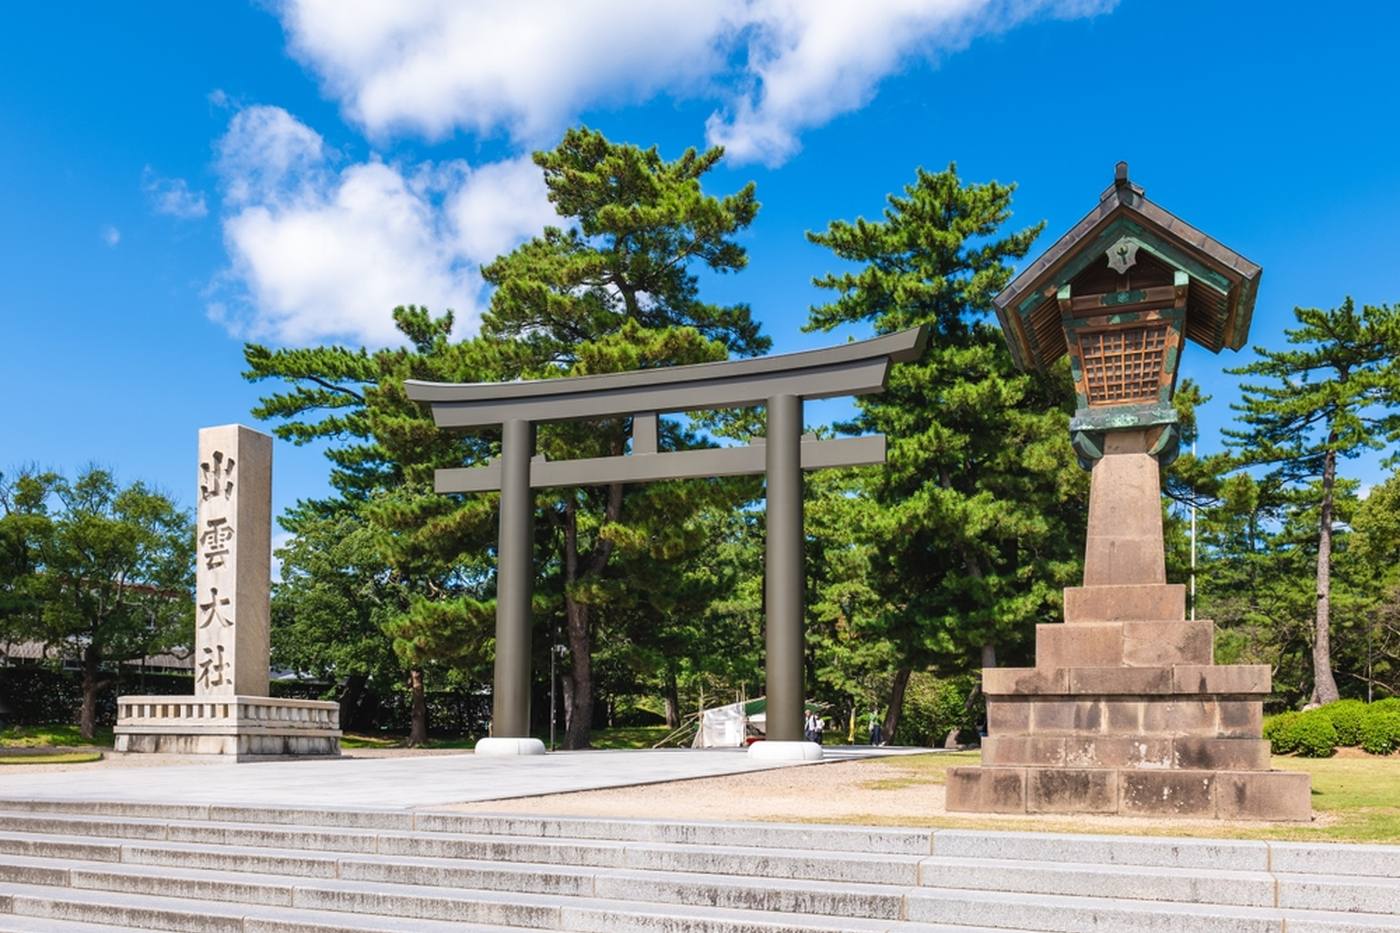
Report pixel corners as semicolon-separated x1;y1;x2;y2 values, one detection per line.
475;737;547;756
747;740;823;761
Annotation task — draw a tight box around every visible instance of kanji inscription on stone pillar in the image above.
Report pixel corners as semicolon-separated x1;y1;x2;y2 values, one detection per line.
195;425;271;697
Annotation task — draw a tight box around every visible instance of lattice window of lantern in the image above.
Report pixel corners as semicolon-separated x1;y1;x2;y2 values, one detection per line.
1078;324;1169;405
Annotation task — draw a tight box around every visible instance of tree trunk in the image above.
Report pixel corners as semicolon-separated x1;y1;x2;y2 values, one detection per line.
663;667;681;728
560;475;625;750
882;666;912;743
78;644;100;742
338;673;368;732
407;668;428;747
1310;442;1342;706
944;643;995;748
562;498;594;749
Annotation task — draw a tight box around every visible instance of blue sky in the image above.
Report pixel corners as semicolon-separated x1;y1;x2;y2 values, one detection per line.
3;0;1399;522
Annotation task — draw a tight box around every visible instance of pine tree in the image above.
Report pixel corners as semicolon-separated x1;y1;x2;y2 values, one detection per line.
1224;298;1400;704
479;126;765;748
805;164;1084;739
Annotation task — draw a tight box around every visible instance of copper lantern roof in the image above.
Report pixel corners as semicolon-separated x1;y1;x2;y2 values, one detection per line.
993;162;1262;373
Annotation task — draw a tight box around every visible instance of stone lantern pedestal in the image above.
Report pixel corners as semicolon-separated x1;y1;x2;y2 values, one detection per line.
950;164;1310;819
947;428;1308;818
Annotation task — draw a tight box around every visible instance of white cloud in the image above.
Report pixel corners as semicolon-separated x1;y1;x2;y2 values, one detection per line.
101;225;121;247
274;0;1114;164
211;106;557;346
277;0;740;144
143;167;209;219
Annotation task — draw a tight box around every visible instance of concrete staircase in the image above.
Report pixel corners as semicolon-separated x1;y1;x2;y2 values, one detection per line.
0;800;1397;932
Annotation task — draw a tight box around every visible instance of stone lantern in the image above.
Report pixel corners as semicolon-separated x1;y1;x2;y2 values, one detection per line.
946;164;1311;819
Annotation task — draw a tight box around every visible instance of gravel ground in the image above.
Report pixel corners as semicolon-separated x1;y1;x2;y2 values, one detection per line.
440;754;1322;834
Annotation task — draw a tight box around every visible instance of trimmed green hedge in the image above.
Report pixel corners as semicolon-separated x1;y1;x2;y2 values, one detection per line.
1264;700;1400;758
1361;711;1400;756
1322;699;1368;747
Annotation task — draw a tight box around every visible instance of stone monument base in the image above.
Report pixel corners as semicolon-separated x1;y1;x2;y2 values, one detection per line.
946;583;1312;821
114;695;341;758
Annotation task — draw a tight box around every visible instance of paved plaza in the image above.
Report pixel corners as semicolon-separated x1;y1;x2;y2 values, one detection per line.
0;745;919;809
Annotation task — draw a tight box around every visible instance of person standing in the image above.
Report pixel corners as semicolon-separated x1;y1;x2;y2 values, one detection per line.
868;709;884;746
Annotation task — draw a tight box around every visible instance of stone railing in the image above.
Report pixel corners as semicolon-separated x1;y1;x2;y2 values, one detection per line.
116;695;340;734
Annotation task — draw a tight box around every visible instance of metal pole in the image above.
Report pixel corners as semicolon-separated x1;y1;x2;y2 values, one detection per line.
764;394;804;743
493;418;535;737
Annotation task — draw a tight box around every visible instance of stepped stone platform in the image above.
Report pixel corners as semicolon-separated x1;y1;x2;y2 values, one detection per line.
0;798;1396;932
948;430;1311;820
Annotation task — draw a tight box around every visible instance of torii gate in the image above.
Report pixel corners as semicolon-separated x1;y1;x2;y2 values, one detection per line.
406;325;927;758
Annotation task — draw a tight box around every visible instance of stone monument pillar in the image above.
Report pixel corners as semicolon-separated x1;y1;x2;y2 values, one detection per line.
947;165;1311;819
194;425;271;698
115;425;340;758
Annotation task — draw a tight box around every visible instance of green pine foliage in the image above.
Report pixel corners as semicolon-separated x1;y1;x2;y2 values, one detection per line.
1225;299;1400;705
803;163;1084;736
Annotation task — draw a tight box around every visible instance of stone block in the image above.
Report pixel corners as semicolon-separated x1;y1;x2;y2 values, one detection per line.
1120;770;1217;817
1063;736;1173;769
1122;620;1214;666
1026;767;1118;814
985;699;1030;734
979;735;1065;767
1067;666;1174;695
1064;583;1186;623
1103;699;1145;732
1029;699;1076;733
1035;622;1122;668
982;667;1067;696
1172;737;1271;771
1172;664;1271;695
945;767;1026;814
1216;770;1312;821
1083;536;1168;587
1217;699;1264;738
1141;698;1218;735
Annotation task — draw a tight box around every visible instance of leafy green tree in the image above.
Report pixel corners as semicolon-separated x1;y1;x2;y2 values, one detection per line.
13;468;193;739
247;306;506;745
479;126;766;748
1342;468;1400;700
0;469;57;635
271;502;403;729
804;164;1083;739
1224;299;1400;704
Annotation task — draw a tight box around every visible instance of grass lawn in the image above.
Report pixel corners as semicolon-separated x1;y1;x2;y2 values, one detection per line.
0;724;112;748
0;751;104;765
847;750;1400;844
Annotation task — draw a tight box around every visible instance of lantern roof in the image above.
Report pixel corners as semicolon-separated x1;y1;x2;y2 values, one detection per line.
993;162;1261;373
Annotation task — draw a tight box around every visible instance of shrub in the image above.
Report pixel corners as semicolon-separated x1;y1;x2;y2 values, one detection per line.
1322;699;1368;747
1264;711;1302;754
1360;710;1400;756
1290;710;1339;758
1371;697;1400;715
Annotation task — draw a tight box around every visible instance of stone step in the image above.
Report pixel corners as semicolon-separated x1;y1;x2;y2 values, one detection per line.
919;855;1276;907
0;879;936;933
0;883;545;932
0;800;934;855
0;813;923;885
0;916;143;932
8;826;1400;920
905;887;1400;933
0;847;910;922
